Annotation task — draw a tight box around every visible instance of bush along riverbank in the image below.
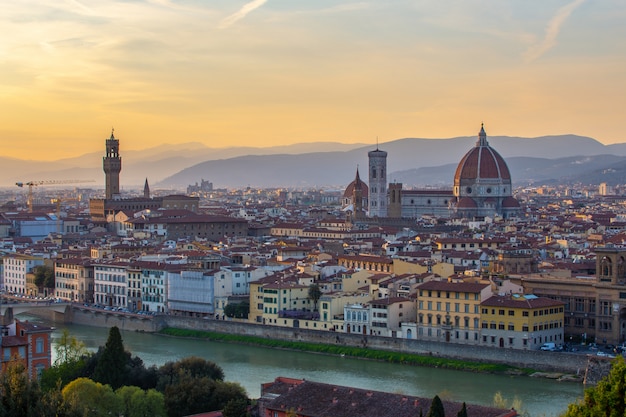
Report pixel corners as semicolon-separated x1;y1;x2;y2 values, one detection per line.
159;327;536;376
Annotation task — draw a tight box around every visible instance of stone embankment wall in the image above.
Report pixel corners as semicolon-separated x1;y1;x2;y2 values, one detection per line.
42;309;589;374
163;315;589;374
29;307;169;332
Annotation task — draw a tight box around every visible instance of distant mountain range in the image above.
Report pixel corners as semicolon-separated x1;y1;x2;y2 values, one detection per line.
3;135;626;191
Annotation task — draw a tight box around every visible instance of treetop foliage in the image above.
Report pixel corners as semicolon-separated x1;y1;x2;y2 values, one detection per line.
563;356;626;417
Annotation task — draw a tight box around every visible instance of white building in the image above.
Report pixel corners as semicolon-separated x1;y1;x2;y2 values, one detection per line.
168;270;215;317
369;296;416;337
94;262;129;308
139;263;171;313
2;254;44;294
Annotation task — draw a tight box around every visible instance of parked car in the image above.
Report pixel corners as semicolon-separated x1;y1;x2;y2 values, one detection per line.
540;342;556;351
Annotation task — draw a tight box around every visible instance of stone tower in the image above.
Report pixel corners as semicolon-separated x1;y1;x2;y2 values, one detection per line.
368;146;388;217
143;178;150;199
352;168;366;221
103;129;121;200
388;183;403;218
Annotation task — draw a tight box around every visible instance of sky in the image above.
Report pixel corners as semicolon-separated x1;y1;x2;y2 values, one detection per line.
1;0;625;160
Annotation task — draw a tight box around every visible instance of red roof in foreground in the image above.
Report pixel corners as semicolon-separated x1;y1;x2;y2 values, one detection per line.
259;377;517;417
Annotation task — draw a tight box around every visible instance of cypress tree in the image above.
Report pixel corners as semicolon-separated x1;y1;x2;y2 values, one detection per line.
93;326;128;389
427;395;445;417
457;402;468;417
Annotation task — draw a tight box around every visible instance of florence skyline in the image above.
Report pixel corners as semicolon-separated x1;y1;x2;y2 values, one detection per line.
2;0;624;161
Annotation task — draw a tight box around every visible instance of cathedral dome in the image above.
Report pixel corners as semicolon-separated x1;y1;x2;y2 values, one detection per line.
343;169;368;199
453;124;511;185
452;124;520;219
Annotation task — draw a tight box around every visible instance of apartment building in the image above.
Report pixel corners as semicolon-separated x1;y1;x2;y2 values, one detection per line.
416;280;491;344
2;254;44;295
1;319;53;379
54;258;94;303
481;294;564;350
93;261;129;308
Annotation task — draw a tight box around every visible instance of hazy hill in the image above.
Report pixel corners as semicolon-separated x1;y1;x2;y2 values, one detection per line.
0;141;366;188
2;134;625;189
159;135;625;189
390;155;626;188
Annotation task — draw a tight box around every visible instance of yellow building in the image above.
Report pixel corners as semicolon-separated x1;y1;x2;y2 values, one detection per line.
416;280;491;344
319;292;374;332
54;258;94;303
480;294;564;350
341;269;386;294
249;273;317;328
337;254;394;274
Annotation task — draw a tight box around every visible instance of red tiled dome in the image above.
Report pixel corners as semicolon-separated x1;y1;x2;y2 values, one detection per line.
343;181;369;199
454;125;511;185
343;169;368;199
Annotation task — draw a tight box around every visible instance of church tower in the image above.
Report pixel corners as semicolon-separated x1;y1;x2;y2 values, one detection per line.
103;129;122;200
143;178;150;199
352;168;365;221
368;146;388;217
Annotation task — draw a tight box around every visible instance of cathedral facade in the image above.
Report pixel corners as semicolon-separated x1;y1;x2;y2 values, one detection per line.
344;124;520;220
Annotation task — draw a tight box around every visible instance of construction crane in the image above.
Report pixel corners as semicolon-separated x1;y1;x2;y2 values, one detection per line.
51;197;81;234
16;179;94;212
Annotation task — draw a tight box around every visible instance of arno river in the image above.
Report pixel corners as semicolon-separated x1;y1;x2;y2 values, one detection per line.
32;317;583;417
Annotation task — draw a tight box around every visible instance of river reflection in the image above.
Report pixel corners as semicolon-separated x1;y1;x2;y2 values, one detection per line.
41;319;582;417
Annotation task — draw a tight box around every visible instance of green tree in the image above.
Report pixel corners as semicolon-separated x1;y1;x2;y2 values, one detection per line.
157;356;224;390
221;396;249;417
40;349;93;392
457;402;468;417
0;360;47;416
93;326;128;389
224;302;250;319
33;265;55;291
117;385;166;417
56;328;88;365
163;374;215;417
164;377;247;417
308;284;322;311
563;356;626;417
158;357;246;417
62;378;123;417
427;395;445;417
493;391;526;416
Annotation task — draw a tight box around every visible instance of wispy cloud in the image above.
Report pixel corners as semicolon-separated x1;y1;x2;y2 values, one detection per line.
219;0;268;29
524;0;585;63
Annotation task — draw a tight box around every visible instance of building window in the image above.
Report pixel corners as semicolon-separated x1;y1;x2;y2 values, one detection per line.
35;337;43;353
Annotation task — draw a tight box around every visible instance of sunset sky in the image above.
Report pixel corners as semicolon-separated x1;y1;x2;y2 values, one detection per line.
1;0;624;160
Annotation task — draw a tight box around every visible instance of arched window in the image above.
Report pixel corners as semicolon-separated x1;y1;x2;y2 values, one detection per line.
601;257;613;277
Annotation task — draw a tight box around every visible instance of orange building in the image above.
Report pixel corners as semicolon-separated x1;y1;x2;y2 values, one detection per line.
1;319;53;379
